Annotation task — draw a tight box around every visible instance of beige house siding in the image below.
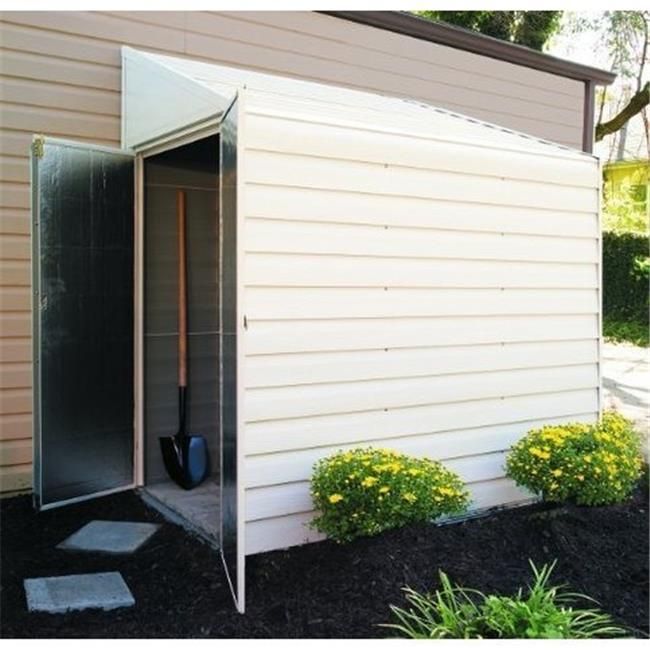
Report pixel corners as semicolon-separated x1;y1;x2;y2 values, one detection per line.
0;10;586;493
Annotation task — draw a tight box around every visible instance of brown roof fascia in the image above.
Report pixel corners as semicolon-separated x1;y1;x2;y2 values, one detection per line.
323;11;616;86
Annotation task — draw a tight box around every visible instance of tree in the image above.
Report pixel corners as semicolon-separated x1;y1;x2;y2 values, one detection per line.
415;11;562;51
565;11;649;147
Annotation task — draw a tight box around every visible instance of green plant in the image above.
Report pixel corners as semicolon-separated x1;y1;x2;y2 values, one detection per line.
310;447;469;543
602;231;649;324
384;560;627;639
604;317;650;347
506;411;644;505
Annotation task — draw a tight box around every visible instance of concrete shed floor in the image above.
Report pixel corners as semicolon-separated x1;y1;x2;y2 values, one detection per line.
143;478;220;543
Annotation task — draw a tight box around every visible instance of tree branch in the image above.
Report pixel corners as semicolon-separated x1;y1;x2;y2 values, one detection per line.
596;81;650;141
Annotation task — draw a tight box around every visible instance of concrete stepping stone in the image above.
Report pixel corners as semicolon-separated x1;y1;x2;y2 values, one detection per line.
24;572;135;614
58;520;160;554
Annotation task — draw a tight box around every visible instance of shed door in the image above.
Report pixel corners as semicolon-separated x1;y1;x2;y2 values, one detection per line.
32;137;135;510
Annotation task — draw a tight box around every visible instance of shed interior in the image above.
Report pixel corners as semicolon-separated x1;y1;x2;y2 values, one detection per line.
142;135;221;543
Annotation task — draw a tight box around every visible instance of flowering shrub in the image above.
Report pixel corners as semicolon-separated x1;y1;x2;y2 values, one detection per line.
310;447;470;543
506;411;644;506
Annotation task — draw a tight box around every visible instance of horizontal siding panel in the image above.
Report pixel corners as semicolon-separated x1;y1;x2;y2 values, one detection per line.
0;181;29;209
0;337;31;363
233;12;583;99
0;412;32;440
246;511;323;555
246;287;598;321
0;437;31;465
246;451;515;521
0;21;120;66
0;155;28;183
0;131;34;157
1;11;186;53
245;413;597;488
245;220;598;264
0;387;32;415
245;364;597;422
0;312;30;337
0;75;120;116
246;315;598;355
184;13;582;114
1;286;30;310
245;388;599;455
0;49;120;91
0;362;31;390
244;477;533;553
204;14;582;111
0;209;30;235
0;259;30;285
0;233;30;260
0;102;119;141
245;151;598;213
245;341;599;389
0;462;31;492
244;185;598;237
187;34;579;134
245;254;598;289
246;114;591;186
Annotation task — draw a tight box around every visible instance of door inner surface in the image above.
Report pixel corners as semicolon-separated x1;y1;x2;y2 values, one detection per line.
32;138;135;509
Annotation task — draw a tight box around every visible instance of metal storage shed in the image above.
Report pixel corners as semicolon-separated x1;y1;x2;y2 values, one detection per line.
31;47;601;612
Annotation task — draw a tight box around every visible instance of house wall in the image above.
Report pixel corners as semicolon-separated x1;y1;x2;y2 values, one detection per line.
239;92;601;555
603;161;650;221
0;10;586;493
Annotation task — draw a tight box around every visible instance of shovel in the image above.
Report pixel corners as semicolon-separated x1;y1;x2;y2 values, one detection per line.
159;190;210;490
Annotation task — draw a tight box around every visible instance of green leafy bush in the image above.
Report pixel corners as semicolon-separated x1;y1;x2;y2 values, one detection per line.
310;447;469;543
505;411;643;505
385;561;627;639
602;231;649;324
604;317;650;347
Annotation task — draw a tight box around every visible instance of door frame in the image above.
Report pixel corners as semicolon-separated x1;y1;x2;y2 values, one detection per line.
132;101;246;613
132;119;222;489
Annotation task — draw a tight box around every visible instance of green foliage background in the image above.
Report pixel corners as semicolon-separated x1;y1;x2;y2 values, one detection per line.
602;231;649;324
414;11;562;50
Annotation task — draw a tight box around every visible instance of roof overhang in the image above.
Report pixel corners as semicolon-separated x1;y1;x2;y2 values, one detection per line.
323;11;616;86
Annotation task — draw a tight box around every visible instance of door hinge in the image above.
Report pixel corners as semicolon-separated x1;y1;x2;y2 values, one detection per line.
32;135;45;159
243;315;248;330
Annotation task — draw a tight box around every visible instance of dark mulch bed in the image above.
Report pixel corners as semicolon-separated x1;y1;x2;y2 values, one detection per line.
1;484;648;638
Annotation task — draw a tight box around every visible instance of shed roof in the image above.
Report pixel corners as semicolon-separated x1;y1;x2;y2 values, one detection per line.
122;47;594;161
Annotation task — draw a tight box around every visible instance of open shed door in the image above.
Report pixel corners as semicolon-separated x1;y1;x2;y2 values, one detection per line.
220;99;245;613
32;137;135;510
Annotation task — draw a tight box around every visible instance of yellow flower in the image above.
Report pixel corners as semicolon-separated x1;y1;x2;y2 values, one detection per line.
328;493;344;504
437;487;456;497
379;486;390;494
361;476;378;488
577;475;584;482
551;469;563;477
529;447;551;460
408;468;422;476
402;492;417;503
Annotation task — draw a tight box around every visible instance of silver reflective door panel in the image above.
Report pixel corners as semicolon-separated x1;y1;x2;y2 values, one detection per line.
219;100;241;610
32;138;135;509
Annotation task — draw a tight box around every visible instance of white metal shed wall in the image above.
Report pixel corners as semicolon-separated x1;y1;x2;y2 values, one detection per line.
238;91;600;555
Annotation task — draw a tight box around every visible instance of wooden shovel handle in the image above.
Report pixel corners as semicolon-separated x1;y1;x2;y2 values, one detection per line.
177;190;187;388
